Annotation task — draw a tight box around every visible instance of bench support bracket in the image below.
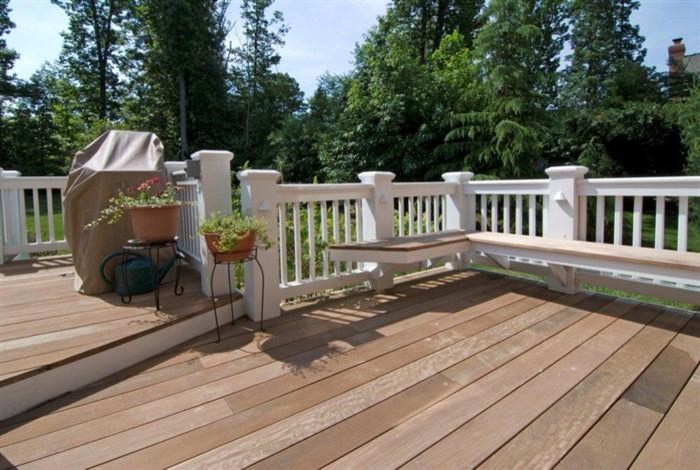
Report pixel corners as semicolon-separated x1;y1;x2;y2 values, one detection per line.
548;263;577;294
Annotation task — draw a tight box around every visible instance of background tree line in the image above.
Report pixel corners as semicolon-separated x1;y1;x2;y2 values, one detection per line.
0;0;698;183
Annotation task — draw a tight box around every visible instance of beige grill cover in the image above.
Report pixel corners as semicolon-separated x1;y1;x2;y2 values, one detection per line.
64;130;167;294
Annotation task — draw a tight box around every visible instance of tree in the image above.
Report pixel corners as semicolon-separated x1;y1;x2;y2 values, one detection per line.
2;66;83;175
319;0;484;182
563;0;647;108
446;0;567;176
134;0;232;159
271;73;349;182
0;0;17;99
387;0;484;62
231;0;292;165
51;0;134;123
0;0;19;165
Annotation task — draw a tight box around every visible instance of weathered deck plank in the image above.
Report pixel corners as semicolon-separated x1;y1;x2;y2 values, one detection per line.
0;267;697;469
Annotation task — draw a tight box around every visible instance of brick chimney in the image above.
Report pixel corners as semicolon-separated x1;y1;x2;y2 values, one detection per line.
668;38;686;75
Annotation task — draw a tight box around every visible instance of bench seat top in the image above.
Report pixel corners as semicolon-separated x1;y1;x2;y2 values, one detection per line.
468;232;700;274
329;230;470;252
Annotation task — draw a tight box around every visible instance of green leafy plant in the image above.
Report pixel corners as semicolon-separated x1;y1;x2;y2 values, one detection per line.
198;212;273;252
84;176;180;229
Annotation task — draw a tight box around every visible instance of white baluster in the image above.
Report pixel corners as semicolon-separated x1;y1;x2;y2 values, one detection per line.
528;194;536;236
307;201;316;281
481;194;488;232
595;196;605;243
46;188;55;242
433;195;439;232
425;196;432;233
515;194;523;235
320;200;329;278
19;188;27;246
332;200;340;275
440;195;446;231
632;196;643;247
491;194;498;233
293;201;302;282
398;197;404;236
654;196;665;250
678;196;688;252
278;203;288;285
344;199;351;272
542;196;549;237
32;188;41;243
614;196;623;245
408;197;415;235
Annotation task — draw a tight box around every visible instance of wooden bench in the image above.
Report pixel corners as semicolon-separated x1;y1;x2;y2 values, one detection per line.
329;231;700;287
329;230;470;265
468;232;700;287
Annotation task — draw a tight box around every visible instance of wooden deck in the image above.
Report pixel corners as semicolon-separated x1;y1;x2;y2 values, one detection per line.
0;257;235;384
0;268;698;469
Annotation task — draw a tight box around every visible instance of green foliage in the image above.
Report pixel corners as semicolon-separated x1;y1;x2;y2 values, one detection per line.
557;102;685;176
674;86;700;176
230;0;304;168
198;212;273;251
447;0;566;176
85;176;181;228
130;0;231;159
563;0;647;108
50;0;134;122
1;0;694;187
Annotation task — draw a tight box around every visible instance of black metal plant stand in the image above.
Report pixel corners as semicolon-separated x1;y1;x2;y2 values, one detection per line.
120;237;184;310
210;246;266;342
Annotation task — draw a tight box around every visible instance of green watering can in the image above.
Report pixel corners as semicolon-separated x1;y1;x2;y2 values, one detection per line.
99;252;178;296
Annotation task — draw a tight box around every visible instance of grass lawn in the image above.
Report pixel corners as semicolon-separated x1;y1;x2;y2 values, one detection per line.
23;190;65;244
621;211;700;252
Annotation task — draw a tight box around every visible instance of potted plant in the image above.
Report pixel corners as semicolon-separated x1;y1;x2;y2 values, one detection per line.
198;212;273;261
85;176;182;243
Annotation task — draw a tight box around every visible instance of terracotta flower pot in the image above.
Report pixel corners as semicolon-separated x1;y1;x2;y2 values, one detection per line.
204;231;257;262
127;204;181;243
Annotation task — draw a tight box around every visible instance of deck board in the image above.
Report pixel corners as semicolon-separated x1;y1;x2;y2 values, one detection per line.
0;267;697;469
0;256;237;383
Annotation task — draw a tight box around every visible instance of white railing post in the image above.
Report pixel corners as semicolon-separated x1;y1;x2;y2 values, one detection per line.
442;171;475;269
192;151;234;297
358;171;395;291
237;170;282;322
0;170;25;264
545;165;589;293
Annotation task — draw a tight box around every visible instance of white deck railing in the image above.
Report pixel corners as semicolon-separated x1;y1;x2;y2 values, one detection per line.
3;161;698;318
0;171;69;262
274;183;373;299
465;179;550;236
175;179;202;271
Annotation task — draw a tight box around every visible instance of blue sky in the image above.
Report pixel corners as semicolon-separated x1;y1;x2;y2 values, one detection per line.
5;0;700;97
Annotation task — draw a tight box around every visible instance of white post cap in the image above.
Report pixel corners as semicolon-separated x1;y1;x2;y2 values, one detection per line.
358;171;396;183
442;171;475;183
191;150;233;162
545;166;589;178
236;169;282;183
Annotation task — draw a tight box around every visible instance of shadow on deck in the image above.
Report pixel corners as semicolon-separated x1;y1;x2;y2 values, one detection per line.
0;267;698;468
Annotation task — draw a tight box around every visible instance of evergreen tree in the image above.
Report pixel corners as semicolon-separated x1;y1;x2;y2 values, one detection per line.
51;0;134;122
232;0;291;165
447;0;566;176
0;0;19;165
387;0;484;62
563;0;647;108
0;0;17;100
135;0;232;159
